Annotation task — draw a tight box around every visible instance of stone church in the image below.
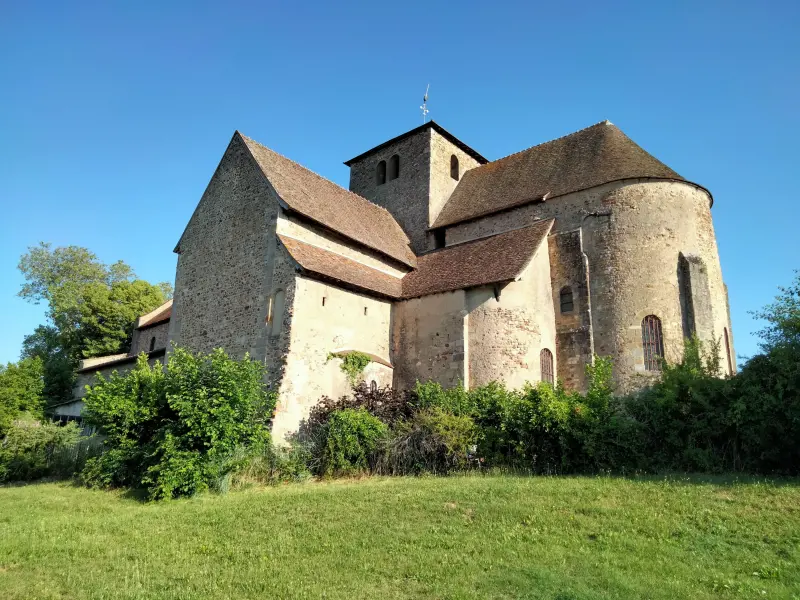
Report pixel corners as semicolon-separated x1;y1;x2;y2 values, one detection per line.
68;120;735;442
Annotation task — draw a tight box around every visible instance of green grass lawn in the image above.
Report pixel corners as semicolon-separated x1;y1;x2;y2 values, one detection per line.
1;475;799;599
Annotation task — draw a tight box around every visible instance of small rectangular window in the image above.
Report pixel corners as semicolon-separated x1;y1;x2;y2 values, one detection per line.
433;229;446;249
364;306;368;316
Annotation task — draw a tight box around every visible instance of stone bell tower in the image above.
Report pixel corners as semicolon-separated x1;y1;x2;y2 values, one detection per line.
344;121;487;254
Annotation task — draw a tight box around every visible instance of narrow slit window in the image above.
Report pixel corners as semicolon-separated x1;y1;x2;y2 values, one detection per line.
559;286;574;313
376;161;386;185
641;315;664;371
540;348;554;385
363;306;368;316
450;155;459;180
149;336;156;352
322;297;326;307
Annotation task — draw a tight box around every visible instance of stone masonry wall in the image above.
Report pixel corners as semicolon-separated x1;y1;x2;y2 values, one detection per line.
271;274;393;443
466;240;556;389
168;134;279;363
580;181;731;392
443;179;731;393
391;290;468;390
348;129;432;254
427;130;482;250
131;322;170;355
548;230;592;391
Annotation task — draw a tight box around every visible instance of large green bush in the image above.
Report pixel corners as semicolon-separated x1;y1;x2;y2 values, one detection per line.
81;347;276;499
0;418;83;482
320;408;387;477
383;407;478;474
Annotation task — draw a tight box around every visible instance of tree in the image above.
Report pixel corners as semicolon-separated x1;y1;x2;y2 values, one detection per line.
0;357;44;436
21;326;75;405
17;243;172;405
752;270;800;352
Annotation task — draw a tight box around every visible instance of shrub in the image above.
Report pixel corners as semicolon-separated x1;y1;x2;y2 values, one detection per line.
320;408;387;477
382;408;478;475
327;351;372;386
497;382;575;473
81;347;276;500
215;441;312;492
301;383;413;436
0;418;82;482
413;380;476;416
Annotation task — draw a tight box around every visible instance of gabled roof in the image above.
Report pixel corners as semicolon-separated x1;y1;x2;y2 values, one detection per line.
280;220;553;301
135;299;172;330
433;121;700;228
343;121;488;166
241;133;416;268
401;219;554;299
279;235;403;299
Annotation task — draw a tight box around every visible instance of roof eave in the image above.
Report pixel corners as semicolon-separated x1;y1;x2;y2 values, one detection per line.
432;177;714;229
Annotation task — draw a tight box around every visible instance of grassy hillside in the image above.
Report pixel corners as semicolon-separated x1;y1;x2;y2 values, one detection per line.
1;475;798;599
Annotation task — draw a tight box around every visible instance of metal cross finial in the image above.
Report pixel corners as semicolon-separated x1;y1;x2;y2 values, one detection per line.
420;84;430;123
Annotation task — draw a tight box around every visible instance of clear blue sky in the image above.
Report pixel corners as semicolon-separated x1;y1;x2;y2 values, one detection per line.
1;0;798;365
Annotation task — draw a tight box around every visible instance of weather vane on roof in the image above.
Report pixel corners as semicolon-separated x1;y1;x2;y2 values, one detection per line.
420;84;430;123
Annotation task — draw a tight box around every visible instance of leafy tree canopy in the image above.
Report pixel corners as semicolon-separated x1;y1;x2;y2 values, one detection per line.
753;270;800;352
17;242;172;405
0;357;44;436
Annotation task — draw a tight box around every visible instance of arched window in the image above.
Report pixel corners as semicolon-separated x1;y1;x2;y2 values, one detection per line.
270;289;285;337
724;327;733;375
540;348;554;385
149;336;156;352
450;155;459;180
388;154;400;181
370;380;378;393
376;160;386;185
559;286;574;313
641;315;664;371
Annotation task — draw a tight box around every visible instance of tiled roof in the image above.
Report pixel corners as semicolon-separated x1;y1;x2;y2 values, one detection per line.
281;220;553;300
136;300;172;329
241;134;416;268
278;235;403;299
401;219;554;299
433;121;689;228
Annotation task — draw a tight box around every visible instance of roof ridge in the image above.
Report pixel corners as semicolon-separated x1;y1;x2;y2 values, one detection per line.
486;120;613;166
238;132;411;244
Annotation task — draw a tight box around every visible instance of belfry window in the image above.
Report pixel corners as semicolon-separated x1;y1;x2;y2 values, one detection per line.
559;286;574;313
149;336;156;352
450;155;459;180
540;349;554;385
376;160;386;185
388;154;400;181
724;327;733;375
641;315;664;371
